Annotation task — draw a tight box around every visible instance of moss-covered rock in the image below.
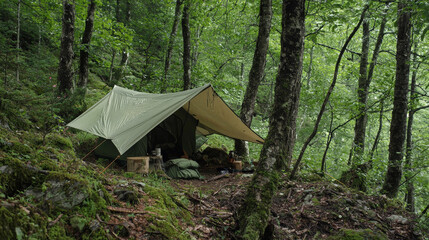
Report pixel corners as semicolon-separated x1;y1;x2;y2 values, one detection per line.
143;185;193;239
327;228;388;240
0;157;47;196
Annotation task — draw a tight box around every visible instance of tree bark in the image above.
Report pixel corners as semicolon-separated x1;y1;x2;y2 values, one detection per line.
349;12;369;166
58;0;75;95
405;41;419;212
16;0;21;83
78;0;96;88
369;99;384;161
182;0;191;90
290;6;368;180
161;0;183;93
381;1;411;198
234;0;272;160
237;0;305;239
349;6;388;166
114;0;131;83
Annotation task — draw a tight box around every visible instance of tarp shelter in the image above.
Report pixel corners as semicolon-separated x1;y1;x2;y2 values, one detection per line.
67;84;264;160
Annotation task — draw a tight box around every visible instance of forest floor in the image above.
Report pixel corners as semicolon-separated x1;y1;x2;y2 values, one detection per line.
102;167;426;240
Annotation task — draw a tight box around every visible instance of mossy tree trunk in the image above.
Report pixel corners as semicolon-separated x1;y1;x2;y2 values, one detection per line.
382;0;411;198
58;0;75;95
161;0;183;93
404;40;419;212
349;11;369;166
236;0;305;239
78;0;96;88
182;0;191;90
234;0;272;161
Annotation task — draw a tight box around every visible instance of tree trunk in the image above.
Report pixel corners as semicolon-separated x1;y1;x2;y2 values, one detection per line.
234;0;272;160
58;0;75;95
404;41;419;212
369;99;384;161
182;0;191;90
290;6;368;180
349;6;388;166
16;0;21;83
382;1;411;198
114;0;131;83
349;13;369;166
237;0;305;239
161;0;183;93
78;0;96;88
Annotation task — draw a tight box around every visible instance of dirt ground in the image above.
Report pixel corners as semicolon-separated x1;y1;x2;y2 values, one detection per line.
102;167;425;240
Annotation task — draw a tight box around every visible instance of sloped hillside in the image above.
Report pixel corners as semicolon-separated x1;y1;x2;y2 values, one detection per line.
0;124;427;240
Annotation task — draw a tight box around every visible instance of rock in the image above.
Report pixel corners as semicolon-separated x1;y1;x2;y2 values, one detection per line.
0;165;13;174
25;180;89;210
89;220;101;232
387;215;408;224
114;189;138;205
131;181;146;188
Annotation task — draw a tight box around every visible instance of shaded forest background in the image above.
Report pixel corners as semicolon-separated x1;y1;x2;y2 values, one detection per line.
1;0;428;232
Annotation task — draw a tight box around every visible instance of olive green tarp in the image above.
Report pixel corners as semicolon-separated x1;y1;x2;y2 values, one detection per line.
67;84;264;159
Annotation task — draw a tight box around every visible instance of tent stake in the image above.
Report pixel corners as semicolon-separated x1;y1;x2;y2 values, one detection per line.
101;155;121;174
81;139;107;161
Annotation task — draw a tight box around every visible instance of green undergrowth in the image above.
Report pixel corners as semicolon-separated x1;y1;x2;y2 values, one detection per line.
327;228;388;240
0;125;112;239
120;172;194;239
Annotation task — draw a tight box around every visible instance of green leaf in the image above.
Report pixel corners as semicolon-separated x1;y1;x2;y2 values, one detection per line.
15;227;24;240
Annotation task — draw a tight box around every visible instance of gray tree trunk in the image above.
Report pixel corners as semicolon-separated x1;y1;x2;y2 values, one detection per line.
237;0;305;239
182;0;191;90
114;0;131;83
16;0;21;83
405;41;419;212
349;13;369;166
78;0;96;88
161;0;183;93
349;6;388;166
382;1;411;198
58;0;75;95
234;0;272;160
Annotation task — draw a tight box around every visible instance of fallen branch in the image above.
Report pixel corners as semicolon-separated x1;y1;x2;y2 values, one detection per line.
212;184;238;196
205;173;230;183
48;213;63;227
107;206;158;216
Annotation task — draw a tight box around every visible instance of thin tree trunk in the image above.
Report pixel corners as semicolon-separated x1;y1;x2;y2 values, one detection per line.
382;1;411;198
369;99;384;161
16;0;21;83
108;50;116;85
182;0;191;90
113;0;131;83
78;0;96;88
234;0;272;160
237;0;305;238
290;6;368;180
191;25;202;69
349;12;369;166
161;0;183;93
349;6;388;166
321;104;334;173
58;0;75;95
405;41;419;212
306;45;314;87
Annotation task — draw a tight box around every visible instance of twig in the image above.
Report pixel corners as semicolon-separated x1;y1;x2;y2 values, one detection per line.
205;173;229;183
48;213;63;227
212;184;237;196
